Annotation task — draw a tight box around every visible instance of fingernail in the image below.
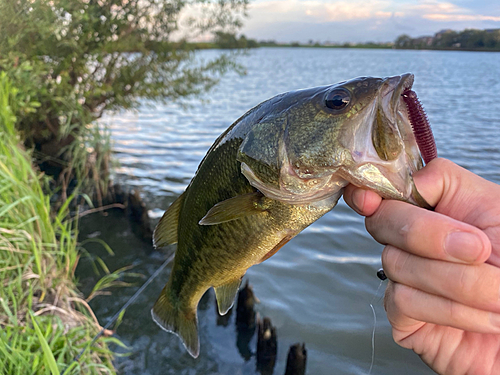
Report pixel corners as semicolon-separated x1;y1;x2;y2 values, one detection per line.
352;189;365;213
445;231;483;262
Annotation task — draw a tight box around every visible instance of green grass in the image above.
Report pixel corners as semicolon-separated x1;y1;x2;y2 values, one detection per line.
0;73;121;374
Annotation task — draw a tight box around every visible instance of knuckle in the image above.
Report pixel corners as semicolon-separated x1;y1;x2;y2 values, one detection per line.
447;298;465;324
382;246;411;279
381;246;392;269
456;264;499;308
458;265;476;297
401;215;421;248
383;282;394;312
404;212;440;255
392;328;413;349
390;282;413;317
428;157;454;173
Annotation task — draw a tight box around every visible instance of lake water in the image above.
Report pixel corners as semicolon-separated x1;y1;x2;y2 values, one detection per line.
78;47;500;375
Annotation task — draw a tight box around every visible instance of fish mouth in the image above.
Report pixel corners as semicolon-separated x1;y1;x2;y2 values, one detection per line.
377;73;413;110
378;73;433;208
344;73;432;208
376;73;422;171
380;73;415;138
391;73;414;112
377;73;414;112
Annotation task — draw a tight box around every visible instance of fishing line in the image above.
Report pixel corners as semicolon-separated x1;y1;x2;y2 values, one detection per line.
368;269;387;375
61;252;175;375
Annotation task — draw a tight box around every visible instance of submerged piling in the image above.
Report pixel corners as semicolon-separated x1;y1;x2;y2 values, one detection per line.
236;280;257;360
256;316;277;375
284;343;307;375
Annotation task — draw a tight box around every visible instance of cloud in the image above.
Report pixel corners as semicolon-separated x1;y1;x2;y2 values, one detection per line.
424;14;500;22
247;0;395;23
410;1;500;23
241;0;500;43
409;1;465;14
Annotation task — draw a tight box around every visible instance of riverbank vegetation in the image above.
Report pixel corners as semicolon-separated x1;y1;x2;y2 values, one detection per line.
0;73;122;374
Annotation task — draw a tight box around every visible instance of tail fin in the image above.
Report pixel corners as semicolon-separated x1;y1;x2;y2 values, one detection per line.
151;290;199;358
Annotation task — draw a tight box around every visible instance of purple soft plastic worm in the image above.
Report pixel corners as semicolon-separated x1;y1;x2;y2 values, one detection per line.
402;89;437;164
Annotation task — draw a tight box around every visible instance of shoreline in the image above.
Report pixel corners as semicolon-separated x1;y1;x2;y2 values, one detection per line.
111;39;500;55
188;43;500;53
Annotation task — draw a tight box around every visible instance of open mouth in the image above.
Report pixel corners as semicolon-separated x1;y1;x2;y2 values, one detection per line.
394;74;437;165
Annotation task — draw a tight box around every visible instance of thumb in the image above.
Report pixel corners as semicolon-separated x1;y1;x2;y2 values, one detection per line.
413;158;500;223
414;158;500;264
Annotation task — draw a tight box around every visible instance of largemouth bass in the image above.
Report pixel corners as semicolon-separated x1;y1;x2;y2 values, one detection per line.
152;73;431;358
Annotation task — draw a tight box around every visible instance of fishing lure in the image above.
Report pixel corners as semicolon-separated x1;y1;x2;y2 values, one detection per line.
402;89;437;164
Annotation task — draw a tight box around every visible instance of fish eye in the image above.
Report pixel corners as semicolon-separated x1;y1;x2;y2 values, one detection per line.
325;88;350;111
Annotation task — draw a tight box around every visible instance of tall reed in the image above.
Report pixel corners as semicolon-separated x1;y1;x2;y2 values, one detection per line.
0;73;120;374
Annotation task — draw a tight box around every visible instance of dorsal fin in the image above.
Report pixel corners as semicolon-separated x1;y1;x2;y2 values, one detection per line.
153;192;185;248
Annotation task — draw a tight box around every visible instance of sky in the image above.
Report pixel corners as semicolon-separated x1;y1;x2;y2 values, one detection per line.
239;0;500;43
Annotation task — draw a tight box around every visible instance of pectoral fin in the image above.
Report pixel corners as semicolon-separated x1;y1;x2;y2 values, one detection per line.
214;277;243;315
199;191;267;225
153;192;185;248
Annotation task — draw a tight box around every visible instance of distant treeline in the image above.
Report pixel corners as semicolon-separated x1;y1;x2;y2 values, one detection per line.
394;28;500;51
197;28;500;51
214;31;259;49
261;40;391;49
191;32;259;49
196;33;392;50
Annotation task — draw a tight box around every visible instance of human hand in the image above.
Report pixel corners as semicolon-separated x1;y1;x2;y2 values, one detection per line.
344;158;500;375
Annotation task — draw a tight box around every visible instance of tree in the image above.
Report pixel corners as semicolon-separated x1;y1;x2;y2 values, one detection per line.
432;29;459;48
214;31;241;48
394;34;414;49
213;32;258;49
0;0;248;196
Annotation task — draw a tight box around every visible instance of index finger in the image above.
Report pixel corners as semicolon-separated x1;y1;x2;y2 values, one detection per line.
366;199;491;264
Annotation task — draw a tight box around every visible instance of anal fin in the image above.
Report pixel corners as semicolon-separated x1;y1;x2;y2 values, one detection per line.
214;277;243;315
